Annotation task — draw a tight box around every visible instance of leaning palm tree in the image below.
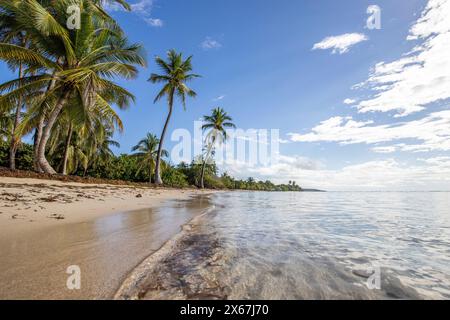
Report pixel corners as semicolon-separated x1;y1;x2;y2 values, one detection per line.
0;0;129;170
0;0;146;174
0;0;28;170
200;107;236;188
149;50;200;184
132;133;168;183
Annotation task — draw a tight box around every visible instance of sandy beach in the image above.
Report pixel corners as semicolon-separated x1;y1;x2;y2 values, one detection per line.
0;177;209;235
0;177;215;299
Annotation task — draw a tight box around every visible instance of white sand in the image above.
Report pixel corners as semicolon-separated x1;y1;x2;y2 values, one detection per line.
0;177;207;237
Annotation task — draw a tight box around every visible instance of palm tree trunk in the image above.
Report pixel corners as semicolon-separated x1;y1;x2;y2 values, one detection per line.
61;123;73;175
200;159;207;189
154;94;174;185
149;162;153;184
9;64;24;170
33;115;45;172
37;91;71;174
33;71;57;173
200;142;214;189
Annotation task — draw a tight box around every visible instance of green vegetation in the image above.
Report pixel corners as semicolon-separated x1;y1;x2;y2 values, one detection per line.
0;0;302;192
131;133;168;183
0;141;302;191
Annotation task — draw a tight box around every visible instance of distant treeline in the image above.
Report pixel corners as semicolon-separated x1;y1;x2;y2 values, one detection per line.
0;142;302;192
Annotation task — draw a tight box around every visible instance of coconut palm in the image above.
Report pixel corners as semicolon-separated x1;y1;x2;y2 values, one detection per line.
44;91;123;175
149;50;200;184
0;0;130;170
0;0;28;169
132;133;168;183
0;0;146;174
91;129;120;168
91;0;131;11
200;107;236;188
0;110;13;140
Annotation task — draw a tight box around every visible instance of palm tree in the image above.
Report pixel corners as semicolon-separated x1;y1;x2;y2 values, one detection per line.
200;107;236;189
44;92;123;175
0;110;13;141
93;129;120;165
149;50;200;184
0;0;146;174
0;0;28;170
92;0;131;11
132;133;168;183
0;0;129;171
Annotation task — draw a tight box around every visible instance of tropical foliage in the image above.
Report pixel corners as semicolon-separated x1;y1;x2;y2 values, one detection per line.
132;133;168;183
0;140;302;191
0;0;145;174
0;0;302;192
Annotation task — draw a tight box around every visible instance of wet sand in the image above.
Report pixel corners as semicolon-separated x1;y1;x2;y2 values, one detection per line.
0;177;214;299
114;207;229;300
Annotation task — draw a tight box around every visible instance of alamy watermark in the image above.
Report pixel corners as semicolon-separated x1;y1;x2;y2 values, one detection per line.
67;5;81;30
171;121;281;167
366;263;381;290
367;5;382;30
66;265;81;290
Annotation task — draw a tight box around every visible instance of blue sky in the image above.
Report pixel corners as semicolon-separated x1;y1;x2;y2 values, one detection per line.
2;0;450;190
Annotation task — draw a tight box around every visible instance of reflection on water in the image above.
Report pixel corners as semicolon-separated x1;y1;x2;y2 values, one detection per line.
195;192;450;299
0;196;210;299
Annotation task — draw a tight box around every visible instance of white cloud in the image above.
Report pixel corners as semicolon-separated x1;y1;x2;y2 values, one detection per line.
106;0;153;12
130;0;154;13
312;33;368;54
343;98;356;105
223;157;450;191
107;0;163;28
212;95;226;102
356;0;450;116
222;154;324;179
278;138;291;144
288;110;450;152
144;18;163;27
201;37;222;50
419;156;450;166
371;146;397;154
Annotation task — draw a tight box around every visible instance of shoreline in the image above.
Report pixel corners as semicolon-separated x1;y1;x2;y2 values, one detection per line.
114;203;219;300
0;177;218;299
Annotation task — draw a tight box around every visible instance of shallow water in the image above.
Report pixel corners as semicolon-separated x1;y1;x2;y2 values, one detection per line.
134;192;450;299
183;191;450;299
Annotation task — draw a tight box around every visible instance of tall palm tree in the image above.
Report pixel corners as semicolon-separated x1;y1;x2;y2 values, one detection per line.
149;50;200;184
0;0;146;174
132;133;168;183
200;107;236;188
